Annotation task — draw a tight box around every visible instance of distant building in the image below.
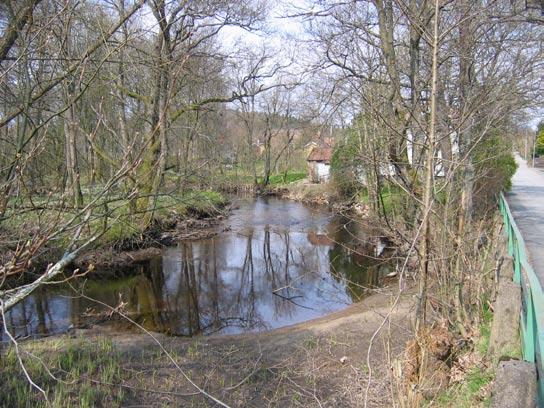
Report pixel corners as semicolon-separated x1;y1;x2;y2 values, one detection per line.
304;140;321;153
307;231;334;246
307;147;333;183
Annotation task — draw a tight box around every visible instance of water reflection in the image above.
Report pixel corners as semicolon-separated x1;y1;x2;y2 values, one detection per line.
2;198;393;340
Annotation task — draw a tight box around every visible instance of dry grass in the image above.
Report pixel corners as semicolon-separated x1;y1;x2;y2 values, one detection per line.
1;286;414;407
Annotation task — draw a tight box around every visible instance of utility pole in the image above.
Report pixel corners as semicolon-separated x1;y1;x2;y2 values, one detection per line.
532;129;537;167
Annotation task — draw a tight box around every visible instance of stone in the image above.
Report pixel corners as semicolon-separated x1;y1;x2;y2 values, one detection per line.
490;360;537;408
499;255;514;282
488;281;521;359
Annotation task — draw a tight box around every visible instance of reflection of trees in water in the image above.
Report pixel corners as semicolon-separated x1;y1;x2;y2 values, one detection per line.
122;232;266;335
2;209;393;340
2;287;55;340
147;243;202;336
328;226;391;300
127;273;164;333
130;226;327;335
269;229;316;317
235;228;260;331
35;290;54;336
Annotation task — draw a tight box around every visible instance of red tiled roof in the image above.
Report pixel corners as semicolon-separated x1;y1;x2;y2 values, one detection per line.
307;147;332;163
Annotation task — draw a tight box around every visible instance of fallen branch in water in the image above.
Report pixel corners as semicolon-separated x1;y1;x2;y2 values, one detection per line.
272;289;314;310
0;211;99;312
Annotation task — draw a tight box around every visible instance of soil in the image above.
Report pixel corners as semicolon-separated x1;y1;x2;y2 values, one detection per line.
65;284;416;407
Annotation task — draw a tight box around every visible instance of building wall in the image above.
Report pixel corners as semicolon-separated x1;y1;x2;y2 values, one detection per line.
307;161;330;183
308;162;318;183
316;162;330;182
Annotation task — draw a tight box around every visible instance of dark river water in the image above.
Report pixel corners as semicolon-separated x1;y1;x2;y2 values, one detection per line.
1;198;394;341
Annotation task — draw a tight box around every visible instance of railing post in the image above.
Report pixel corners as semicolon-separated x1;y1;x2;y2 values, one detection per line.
524;290;536;362
500;192;542;404
508;221;514;257
514;241;522;284
536;326;544;405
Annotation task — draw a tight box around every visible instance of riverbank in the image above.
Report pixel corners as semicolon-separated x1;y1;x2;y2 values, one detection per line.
1;193;416;406
0;283;415;407
268;178;335;205
3;192;504;407
1;190;230;282
73;210;231;271
74;182;374;273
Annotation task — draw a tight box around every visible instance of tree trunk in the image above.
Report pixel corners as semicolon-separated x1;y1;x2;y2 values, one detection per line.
415;0;439;332
64;82;84;209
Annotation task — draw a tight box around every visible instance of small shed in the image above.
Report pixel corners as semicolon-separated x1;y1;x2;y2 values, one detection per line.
307;147;332;183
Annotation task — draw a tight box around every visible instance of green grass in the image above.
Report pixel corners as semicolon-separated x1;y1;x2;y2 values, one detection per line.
432;367;493;408
264;171;307;185
0;337;126;407
2;189;227;249
476;303;493;356
211;169;307;187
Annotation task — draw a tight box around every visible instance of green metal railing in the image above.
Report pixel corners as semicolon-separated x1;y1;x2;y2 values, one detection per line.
499;192;544;402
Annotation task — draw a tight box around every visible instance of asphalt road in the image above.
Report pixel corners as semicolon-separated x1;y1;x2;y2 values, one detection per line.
506;155;544;283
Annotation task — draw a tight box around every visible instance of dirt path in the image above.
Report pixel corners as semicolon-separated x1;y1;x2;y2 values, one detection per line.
70;285;414;407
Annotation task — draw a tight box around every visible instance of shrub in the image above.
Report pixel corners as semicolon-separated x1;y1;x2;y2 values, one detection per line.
535;123;544;156
473;130;517;213
330;131;362;198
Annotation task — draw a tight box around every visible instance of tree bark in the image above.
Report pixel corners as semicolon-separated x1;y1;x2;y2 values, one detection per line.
416;0;440;332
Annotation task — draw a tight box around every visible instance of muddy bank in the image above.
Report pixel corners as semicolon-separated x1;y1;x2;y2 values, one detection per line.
267;179;372;220
23;284;415;407
74;213;231;272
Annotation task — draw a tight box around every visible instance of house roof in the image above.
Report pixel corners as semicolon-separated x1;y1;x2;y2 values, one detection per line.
307;147;332;163
307;232;333;246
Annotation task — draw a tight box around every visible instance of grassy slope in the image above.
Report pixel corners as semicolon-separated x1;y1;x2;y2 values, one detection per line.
1;190;227;256
0;337;125;407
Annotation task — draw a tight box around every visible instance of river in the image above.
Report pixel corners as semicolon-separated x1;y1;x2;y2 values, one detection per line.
1;197;395;341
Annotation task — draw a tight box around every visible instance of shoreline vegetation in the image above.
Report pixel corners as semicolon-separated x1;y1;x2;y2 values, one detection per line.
1;189;230;282
4;171;375;279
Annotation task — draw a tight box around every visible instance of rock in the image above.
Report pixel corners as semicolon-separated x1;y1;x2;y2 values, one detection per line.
488;281;521;359
498;255;514;282
491;360;537;408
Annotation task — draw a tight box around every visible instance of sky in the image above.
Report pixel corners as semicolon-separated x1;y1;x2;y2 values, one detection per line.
135;1;309;60
132;1;541;129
